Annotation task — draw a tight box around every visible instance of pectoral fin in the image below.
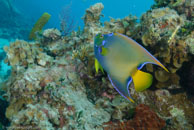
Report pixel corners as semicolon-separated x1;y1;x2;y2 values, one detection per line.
95;58;104;74
132;70;153;92
108;75;134;103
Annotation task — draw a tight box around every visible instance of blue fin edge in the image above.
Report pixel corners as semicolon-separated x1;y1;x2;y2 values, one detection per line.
137;62;162;70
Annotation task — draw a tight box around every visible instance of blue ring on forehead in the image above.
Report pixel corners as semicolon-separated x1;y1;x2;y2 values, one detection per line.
102;40;106;46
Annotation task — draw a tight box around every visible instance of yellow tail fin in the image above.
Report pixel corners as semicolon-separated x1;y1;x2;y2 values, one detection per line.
132;70;153;92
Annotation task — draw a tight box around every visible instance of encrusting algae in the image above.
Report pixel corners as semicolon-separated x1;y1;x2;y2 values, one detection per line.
1;2;194;130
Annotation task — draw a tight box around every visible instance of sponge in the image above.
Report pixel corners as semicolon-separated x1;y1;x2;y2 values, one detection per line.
29;12;51;40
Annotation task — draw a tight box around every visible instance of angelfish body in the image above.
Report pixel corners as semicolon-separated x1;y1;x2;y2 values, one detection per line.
94;33;168;103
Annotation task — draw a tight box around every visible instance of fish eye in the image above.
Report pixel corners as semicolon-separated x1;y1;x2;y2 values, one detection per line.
100;35;103;38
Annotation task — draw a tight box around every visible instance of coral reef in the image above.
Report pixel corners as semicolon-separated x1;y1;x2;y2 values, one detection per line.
82;3;105;43
154;90;194;129
152;0;194;20
83;3;104;26
82;3;138;44
3;25;110;129
40;28;66;56
1;2;194;130
3;40;53;71
104;15;138;38
29;12;51;40
42;28;61;42
186;31;194;55
140;7;193;89
103;104;166;130
4;60;110;129
7;103;59;130
141;7;184;46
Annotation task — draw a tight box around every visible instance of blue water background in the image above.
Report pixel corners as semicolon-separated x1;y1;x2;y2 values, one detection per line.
13;0;154;29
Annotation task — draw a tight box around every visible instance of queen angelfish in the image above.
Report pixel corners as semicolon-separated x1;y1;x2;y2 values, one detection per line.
94;33;168;103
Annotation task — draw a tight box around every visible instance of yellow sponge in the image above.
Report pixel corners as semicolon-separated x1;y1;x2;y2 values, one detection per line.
29;12;51;40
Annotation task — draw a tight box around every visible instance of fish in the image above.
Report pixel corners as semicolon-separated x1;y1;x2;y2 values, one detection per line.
94;33;168;103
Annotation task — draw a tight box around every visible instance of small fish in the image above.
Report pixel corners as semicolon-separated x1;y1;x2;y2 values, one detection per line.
94;33;168;103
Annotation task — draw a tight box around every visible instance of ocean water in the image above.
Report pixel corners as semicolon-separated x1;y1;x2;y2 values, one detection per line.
13;0;154;29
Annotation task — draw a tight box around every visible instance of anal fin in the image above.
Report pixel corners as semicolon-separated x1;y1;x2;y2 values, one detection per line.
108;75;134;103
95;58;104;74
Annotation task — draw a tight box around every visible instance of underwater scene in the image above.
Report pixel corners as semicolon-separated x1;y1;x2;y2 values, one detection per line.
0;0;194;129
